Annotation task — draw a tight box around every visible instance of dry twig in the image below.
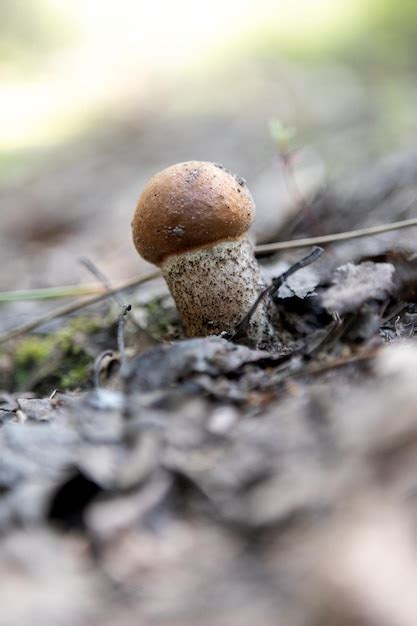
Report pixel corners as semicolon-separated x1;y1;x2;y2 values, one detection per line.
255;216;417;253
0;271;159;345
1;216;417;344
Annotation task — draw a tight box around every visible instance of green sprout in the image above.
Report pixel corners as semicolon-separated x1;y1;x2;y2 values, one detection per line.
269;118;297;157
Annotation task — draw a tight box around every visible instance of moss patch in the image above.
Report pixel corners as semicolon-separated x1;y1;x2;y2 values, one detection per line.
12;316;101;393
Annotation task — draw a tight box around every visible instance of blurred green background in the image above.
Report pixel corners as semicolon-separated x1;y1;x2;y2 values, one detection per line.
1;0;416;159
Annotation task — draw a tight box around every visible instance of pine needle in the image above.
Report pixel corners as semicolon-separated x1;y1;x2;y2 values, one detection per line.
1;216;417;344
0;271;160;344
255;216;417;254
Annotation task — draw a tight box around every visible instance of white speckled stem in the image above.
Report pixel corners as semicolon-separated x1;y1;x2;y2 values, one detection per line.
161;238;274;344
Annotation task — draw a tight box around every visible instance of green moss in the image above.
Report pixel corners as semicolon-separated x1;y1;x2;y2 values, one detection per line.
66;316;102;334
15;335;55;367
13;316;102;392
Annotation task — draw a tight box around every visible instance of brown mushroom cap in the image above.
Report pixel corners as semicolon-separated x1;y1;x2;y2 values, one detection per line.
132;161;255;265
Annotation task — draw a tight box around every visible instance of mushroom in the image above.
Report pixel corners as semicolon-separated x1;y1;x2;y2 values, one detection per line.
131;161;274;344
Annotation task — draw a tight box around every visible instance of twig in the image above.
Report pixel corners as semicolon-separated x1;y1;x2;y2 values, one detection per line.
0;270;159;345
93;350;116;389
0;284;109;303
255;216;417;254
1;216;417;344
231;246;323;340
80;257;133;373
0;273;160;304
2;216;417;306
270;245;323;300
3;216;417;306
79;257;126;308
303;313;341;357
297;345;379;378
267;344;380;388
117;304;131;374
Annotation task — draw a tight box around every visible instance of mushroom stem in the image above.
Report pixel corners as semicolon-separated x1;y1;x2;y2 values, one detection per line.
161;237;273;343
131;161;278;347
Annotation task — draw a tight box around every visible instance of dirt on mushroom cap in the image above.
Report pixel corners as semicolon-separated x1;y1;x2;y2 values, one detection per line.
132;161;255;265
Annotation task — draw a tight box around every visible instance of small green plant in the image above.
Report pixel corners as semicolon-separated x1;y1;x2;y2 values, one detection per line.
269;118;297;160
269;117;320;233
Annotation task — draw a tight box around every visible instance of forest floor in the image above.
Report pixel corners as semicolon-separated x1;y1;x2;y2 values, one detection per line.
1;65;417;624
